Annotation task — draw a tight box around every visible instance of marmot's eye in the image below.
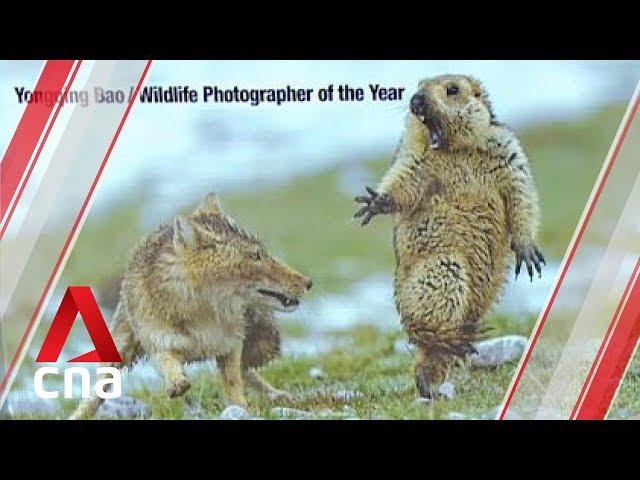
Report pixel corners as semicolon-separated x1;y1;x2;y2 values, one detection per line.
446;84;459;96
251;250;262;261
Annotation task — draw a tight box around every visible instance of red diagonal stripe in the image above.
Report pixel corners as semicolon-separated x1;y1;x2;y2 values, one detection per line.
573;258;640;419
1;60;75;220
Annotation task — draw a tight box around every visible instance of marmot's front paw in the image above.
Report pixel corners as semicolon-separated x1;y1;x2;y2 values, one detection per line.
513;240;545;281
354;186;395;226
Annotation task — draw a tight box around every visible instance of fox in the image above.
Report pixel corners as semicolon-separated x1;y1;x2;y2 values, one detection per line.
354;75;544;397
70;192;312;419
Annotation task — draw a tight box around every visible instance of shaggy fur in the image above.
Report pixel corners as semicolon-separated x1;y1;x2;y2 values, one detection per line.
355;75;544;397
71;193;311;419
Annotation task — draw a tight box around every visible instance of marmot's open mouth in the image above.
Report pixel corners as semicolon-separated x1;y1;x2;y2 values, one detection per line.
257;288;300;308
415;114;444;150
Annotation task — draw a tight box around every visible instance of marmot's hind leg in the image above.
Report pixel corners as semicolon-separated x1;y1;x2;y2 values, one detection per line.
69;303;141;419
241;310;293;402
398;254;479;398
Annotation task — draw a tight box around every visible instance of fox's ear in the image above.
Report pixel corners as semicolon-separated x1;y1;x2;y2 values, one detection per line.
173;215;196;250
195;192;223;215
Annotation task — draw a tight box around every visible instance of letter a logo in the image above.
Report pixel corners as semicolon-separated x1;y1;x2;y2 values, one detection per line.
36;286;121;363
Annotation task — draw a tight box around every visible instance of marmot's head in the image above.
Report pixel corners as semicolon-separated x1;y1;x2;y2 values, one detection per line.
172;192;312;312
408;75;498;151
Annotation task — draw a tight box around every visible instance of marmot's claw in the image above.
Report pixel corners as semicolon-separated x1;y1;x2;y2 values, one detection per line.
353;186;395;226
514;242;545;281
365;186;378;198
361;211;374;226
354;205;369;218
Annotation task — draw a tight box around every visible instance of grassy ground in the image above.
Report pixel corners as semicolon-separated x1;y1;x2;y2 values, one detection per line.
16;317;530;420
6;102;638;420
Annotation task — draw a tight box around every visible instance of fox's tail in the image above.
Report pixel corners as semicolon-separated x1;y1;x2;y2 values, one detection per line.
69;301;140;420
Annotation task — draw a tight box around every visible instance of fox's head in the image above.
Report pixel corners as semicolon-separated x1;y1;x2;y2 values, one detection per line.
172;192;312;312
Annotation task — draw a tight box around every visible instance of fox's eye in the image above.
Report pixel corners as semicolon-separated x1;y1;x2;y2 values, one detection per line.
446;84;459;96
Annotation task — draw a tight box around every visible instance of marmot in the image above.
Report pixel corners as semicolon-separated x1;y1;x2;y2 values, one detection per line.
71;192;312;419
355;75;544;397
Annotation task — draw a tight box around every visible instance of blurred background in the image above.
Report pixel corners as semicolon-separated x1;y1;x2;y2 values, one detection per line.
2;60;639;419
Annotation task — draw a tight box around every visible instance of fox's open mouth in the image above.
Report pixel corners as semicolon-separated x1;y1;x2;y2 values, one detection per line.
257;288;300;309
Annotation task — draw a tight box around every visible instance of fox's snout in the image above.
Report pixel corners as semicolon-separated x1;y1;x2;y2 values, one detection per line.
271;262;312;295
288;268;313;293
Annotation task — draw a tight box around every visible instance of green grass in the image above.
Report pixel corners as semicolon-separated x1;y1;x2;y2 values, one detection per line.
28;316;524;420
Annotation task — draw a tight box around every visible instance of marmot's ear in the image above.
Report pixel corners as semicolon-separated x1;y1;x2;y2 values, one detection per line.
195;191;223;215
173;215;196;250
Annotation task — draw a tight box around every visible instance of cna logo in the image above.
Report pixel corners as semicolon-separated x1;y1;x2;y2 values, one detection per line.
34;286;122;400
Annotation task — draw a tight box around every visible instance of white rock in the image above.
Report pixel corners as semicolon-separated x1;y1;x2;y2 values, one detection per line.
471;335;528;368
97;395;149;420
411;382;455;404
219;405;253;420
271;407;315;419
271;406;359;420
309;367;325;379
438;381;455;400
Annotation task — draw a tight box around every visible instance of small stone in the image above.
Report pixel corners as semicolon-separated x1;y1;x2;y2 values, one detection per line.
316;408;359;420
97;395;148;420
411;382;455;405
438;381;455;400
271;407;315;419
309;367;325;379
471;335;528;368
219;405;253;420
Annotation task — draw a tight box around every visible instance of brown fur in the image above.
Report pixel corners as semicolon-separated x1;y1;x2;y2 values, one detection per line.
355;75;543;397
71;192;311;419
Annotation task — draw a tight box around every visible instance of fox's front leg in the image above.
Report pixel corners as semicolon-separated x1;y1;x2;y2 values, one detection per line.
216;344;246;406
153;351;191;398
